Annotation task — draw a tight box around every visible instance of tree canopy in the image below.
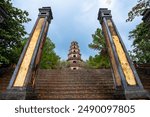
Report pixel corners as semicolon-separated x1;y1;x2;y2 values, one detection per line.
127;0;150;21
89;28;107;54
87;28;110;69
0;0;30;65
86;55;110;69
127;0;150;64
0;0;60;69
40;37;60;69
129;22;150;63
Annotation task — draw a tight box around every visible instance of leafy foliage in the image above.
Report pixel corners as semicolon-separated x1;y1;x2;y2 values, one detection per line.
127;0;150;64
129;22;150;63
87;28;110;68
40;37;60;69
56;60;70;69
127;0;150;21
0;0;31;65
86;55;110;69
89;28;107;54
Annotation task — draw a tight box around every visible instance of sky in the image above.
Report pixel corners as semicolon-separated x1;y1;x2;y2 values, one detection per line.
12;0;142;61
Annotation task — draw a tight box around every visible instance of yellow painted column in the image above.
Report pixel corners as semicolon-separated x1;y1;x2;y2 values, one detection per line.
13;18;45;87
98;8;149;99
107;20;136;85
101;23;122;87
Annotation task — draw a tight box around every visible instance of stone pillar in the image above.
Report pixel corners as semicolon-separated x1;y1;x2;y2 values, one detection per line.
67;41;83;70
2;7;53;99
98;8;150;99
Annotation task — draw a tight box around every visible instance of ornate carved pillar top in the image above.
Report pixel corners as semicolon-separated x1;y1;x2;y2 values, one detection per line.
39;7;53;23
98;8;112;23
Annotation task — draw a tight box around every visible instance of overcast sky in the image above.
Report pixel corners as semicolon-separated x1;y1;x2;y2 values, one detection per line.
12;0;142;61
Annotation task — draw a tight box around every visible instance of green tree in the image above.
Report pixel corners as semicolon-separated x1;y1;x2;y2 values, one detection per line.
40;37;60;69
57;60;69;69
0;0;30;65
127;0;150;21
89;28;106;53
127;0;150;64
129;22;150;63
86;55;110;69
87;28;110;68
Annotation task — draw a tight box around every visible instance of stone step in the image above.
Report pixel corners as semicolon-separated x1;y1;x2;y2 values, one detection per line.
35;81;114;85
35;85;114;88
36;89;114;92
35;87;114;91
35;90;114;94
36;94;114;100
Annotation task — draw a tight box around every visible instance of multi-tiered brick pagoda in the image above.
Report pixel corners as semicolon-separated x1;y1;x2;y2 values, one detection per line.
67;41;83;70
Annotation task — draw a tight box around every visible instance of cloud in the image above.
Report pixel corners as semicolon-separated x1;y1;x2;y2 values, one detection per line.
105;0;112;5
81;1;96;13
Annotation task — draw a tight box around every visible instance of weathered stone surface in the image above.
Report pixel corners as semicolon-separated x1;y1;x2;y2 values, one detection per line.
0;68;150;100
35;69;117;99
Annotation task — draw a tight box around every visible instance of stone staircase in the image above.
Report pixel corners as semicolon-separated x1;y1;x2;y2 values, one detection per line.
0;68;150;99
35;69;116;100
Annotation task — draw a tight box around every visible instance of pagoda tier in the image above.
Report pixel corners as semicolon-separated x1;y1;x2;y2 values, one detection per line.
69;49;80;53
67;57;82;61
68;51;81;55
70;46;79;50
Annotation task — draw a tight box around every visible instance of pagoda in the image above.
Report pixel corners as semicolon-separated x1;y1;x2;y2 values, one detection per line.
67;41;83;70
